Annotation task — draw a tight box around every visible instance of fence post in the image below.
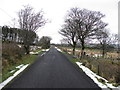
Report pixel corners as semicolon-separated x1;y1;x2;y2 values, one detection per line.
98;64;100;75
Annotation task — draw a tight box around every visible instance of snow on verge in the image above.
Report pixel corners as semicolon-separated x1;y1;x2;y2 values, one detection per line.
10;70;15;73
76;62;119;89
41;49;49;52
16;64;24;69
41;53;45;56
30;48;50;55
55;47;62;52
0;64;29;89
40;49;50;56
30;51;40;55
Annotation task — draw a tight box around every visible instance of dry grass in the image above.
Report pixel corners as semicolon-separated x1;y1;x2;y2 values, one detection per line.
60;47;119;59
2;43;25;68
81;59;120;84
60;47;120;85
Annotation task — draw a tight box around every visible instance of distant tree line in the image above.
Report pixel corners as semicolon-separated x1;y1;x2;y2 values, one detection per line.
38;36;52;49
2;26;38;45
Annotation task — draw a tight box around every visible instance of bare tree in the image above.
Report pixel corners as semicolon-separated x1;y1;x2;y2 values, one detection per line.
117;34;120;59
66;8;108;58
59;19;78;55
60;38;69;45
96;30;119;58
18;5;46;54
109;34;119;59
96;29;109;57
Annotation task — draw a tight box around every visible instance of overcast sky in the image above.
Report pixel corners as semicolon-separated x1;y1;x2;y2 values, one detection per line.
0;0;119;44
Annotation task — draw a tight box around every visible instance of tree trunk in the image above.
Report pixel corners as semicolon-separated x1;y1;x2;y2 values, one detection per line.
117;44;120;60
73;45;76;55
102;44;105;58
100;41;106;58
81;40;85;59
24;45;30;54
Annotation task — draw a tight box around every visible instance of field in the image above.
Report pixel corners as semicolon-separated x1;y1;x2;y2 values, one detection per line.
60;47;119;59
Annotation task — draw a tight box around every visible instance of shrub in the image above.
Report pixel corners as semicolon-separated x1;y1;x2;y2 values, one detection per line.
2;43;25;67
114;65;120;83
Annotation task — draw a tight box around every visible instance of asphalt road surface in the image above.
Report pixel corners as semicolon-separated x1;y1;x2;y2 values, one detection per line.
3;47;101;89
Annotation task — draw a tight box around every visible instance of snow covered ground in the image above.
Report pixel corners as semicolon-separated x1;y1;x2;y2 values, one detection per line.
76;62;119;90
16;64;24;69
93;54;103;57
29;48;50;56
55;47;62;52
29;48;49;55
30;51;40;55
0;64;29;89
17;45;41;50
30;47;58;55
10;70;15;73
41;49;49;52
41;49;50;56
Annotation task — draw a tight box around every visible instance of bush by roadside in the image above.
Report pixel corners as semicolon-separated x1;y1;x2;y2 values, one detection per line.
2;43;25;68
2;44;44;82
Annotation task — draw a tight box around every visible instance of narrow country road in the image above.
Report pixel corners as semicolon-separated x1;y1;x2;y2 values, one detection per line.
3;47;101;89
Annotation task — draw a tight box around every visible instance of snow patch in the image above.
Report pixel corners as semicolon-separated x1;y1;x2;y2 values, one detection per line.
40;49;49;56
68;52;72;54
30;51;40;55
0;64;29;89
41;49;49;52
17;45;22;48
30;46;42;51
10;70;15;73
41;53;45;56
93;54;102;57
55;47;62;52
37;46;41;49
30;52;35;54
76;62;119;89
16;64;24;69
75;49;80;52
45;49;49;52
118;86;120;90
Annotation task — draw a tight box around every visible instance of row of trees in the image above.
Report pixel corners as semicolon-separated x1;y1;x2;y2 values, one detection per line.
59;8;118;58
38;36;52;49
2;26;38;44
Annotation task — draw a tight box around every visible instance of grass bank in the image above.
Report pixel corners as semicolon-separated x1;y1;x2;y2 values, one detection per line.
2;49;42;82
60;47;120;87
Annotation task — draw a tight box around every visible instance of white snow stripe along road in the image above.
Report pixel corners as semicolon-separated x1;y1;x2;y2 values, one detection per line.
76;62;119;90
55;47;62;52
0;64;29;89
41;48;50;56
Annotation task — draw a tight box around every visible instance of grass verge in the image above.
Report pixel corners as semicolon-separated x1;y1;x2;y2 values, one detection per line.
69;58;79;63
2;54;38;82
